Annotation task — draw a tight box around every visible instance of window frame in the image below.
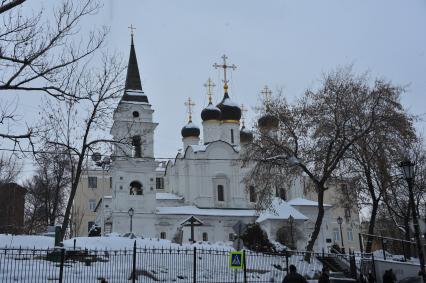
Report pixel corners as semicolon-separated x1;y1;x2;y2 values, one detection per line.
88;176;97;188
217;185;225;202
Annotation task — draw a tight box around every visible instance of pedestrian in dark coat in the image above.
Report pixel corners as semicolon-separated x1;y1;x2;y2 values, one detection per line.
383;269;396;283
319;267;330;283
283;265;308;283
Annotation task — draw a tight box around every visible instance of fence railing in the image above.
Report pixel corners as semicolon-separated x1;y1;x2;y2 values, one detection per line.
0;244;324;283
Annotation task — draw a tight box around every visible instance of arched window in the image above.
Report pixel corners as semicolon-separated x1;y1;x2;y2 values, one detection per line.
230;129;234;144
217;185;224;202
202;232;208;241
160;232;166;239
129;181;143;195
132;136;142;158
249;186;256;202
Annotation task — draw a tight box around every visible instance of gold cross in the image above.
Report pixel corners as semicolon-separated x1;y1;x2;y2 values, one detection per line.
128;24;136;37
203;78;216;103
184;97;196;122
260;85;272;102
241;104;248;127
213;54;236;91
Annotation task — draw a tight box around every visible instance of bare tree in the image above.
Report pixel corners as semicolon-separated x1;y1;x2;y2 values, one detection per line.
243;68;404;260
39;52;125;240
0;0;107;143
24;147;71;234
0;153;21;183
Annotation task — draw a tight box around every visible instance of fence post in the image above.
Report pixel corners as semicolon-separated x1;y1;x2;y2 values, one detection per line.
132;240;136;283
402;240;407;262
285;250;289;274
59;247;65;283
371;252;377;283
243;250;247;283
359;233;364;254
193;247;197;283
381;238;386;260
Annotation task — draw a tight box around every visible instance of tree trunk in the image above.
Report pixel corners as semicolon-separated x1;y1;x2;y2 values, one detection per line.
304;184;325;262
366;199;379;253
60;153;85;241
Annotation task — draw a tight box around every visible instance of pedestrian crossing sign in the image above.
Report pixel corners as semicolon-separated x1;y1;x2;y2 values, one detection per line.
229;251;244;269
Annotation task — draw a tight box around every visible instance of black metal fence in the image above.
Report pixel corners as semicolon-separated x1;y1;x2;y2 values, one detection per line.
0;244;324;282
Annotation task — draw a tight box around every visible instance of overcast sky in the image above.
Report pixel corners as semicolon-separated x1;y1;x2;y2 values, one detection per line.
10;0;426;176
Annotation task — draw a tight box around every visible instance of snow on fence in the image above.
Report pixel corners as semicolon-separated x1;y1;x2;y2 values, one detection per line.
0;245;323;282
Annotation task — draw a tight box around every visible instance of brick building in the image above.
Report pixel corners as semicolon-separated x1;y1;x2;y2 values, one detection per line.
0;183;26;234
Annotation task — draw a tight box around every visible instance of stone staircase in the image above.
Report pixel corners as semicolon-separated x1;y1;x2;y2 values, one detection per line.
317;255;354;279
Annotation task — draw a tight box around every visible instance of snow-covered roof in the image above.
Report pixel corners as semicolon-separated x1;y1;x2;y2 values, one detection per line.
256;198;309;223
205;103;220;111
156;206;256;217
125;89;144;96
287;197;332;207
183;122;199;129
156;193;183;200
190;144;207;152
223;97;239;107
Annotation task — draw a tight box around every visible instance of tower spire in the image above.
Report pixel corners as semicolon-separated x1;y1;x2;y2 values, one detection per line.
121;26;148;103
213;54;236;93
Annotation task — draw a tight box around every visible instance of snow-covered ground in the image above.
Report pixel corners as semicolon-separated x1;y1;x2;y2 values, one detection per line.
0;234;323;282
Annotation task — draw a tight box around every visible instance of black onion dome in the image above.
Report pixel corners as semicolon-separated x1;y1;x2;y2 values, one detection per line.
258;114;279;130
181;122;200;138
201;102;221;121
240;126;253;143
216;93;241;121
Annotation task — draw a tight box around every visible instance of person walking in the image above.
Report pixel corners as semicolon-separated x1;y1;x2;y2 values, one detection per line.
283;265;308;283
319;267;330;283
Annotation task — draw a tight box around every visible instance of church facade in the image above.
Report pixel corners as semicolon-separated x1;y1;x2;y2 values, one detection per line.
90;36;361;252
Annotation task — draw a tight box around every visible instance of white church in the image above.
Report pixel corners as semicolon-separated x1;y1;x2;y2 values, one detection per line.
92;35;361;252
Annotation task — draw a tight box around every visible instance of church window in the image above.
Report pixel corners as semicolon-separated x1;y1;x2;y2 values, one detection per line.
230;129;234;143
202;232;208;241
88;177;97;188
249;186;256;202
156;177;164;190
160;232;166;239
333;228;340;242
132;111;139;118
347;228;354;241
132;136;142;158
229;233;235;241
129;181;143;195
217;185;224;202
88;199;97;211
109;177;112;188
276;187;286;201
344;207;351;219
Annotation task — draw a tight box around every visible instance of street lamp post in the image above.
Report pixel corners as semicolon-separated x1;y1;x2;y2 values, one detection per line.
288;215;295;249
337;216;345;254
128;208;134;233
400;159;426;283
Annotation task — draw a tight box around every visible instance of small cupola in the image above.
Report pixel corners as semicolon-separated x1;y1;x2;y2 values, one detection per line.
240;125;253;144
258;86;278;132
181;97;200;138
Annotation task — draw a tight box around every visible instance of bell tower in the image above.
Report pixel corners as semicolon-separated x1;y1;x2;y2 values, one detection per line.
110;29;158;159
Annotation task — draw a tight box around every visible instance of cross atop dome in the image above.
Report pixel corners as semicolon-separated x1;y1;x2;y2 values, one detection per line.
261;86;272;102
203;78;216;103
213;55;236;93
240;104;248;127
128;24;136;38
184;97;195;122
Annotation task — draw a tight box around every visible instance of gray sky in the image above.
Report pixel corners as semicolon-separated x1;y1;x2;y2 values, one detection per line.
8;0;426;176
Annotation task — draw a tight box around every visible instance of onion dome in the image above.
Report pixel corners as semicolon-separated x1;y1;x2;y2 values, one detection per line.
181;122;200;138
201;102;221;121
258;114;279;130
240;126;253;144
216;92;241;121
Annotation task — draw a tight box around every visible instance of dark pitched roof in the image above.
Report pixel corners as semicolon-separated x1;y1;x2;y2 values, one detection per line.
121;36;149;103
